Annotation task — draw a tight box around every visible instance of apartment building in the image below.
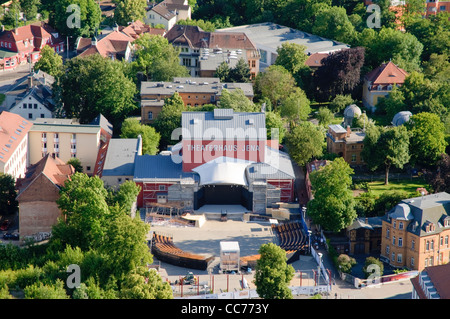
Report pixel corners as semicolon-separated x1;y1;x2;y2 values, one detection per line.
380;192;450;272
140;77;254;123
27;115;113;175
165;25;260;78
0;112;32;179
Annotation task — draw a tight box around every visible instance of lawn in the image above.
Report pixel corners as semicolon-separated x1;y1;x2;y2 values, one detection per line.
366;177;430;197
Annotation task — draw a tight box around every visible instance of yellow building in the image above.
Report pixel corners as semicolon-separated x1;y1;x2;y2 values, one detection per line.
27;116;113;175
380;192;450;272
362;61;408;112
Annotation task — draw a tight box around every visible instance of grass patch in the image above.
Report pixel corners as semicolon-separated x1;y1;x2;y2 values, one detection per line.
366;177;430;197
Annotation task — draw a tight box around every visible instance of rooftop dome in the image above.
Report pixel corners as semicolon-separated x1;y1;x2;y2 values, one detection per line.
392;111;412;126
343;104;362;119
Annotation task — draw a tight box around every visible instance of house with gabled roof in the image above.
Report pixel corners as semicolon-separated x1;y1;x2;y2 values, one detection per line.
362;61;409;112
145;0;191;30
380;192;450;271
0;22;64;70
411;262;450;299
75;27;135;61
16;153;75;240
3;70;56;120
119;20;166;39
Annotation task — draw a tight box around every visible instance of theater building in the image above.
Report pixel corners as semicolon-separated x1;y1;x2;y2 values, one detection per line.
134;109;296;213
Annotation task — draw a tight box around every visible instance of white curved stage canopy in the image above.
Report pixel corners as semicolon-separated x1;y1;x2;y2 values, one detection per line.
192;156;254;186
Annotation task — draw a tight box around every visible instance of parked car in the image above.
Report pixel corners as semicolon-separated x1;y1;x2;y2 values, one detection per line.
3;233;19;240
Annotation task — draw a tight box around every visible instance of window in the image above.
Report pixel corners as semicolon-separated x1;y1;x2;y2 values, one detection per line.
148;111;153;120
411;257;414;267
392;236;396;246
446;235;449;246
398;237;403;247
391;252;395;261
393;221;396;229
86;166;91;171
397;254;402;263
34;104;38;109
54;133;59;139
42;133;47;138
40;114;44;118
23;104;27;109
182;58;191;67
431;240;434;250
386;228;390;238
399;222;404;230
426;240;430;251
386;245;390;255
54;143;59;150
351;154;356;162
28;113;33;119
412;240;415;250
159;185;166;191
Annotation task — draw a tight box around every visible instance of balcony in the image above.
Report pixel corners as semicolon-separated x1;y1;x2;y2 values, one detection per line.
70;148;76;154
41;137;47;142
70;139;76;144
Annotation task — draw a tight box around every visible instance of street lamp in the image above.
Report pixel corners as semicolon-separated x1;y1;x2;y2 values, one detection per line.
308;230;312;254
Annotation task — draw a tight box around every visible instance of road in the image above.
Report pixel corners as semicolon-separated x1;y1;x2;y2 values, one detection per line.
0;63;32;94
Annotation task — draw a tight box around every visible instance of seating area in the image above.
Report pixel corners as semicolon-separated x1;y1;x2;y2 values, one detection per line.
272;221;308;254
152;232;214;270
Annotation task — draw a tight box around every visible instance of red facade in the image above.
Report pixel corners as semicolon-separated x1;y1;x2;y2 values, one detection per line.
136;182;175;207
182;139;266;172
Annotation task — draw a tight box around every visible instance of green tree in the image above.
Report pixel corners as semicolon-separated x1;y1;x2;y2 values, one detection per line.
274;42;308;75
228;58;251;83
312;6;357;43
23;279;69;299
254;65;296;109
279;88;311;123
48;0;101;37
66;158;83;173
119;266;173;299
337;254;356;273
214;61;231;82
362;257;384;279
20;0;40;21
285;121;325;166
120;118;160;155
113;0;146;26
316;107;334;127
58;54;137;130
152;92;185;148
307;157;357;232
108;180;141;213
33;45;63;78
265;111;286;143
405;112;447;167
361;125;410;185
329;94;354;113
253;243;294;299
0;174;18;215
218;88;258;112
132;34;189;81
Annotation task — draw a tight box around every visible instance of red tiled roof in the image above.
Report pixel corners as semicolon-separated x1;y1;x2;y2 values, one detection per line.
119;20;166;39
0;112;32;164
305;53;329;68
16;153;75;196
77;30;134;59
365;61;408;85
425;263;450;299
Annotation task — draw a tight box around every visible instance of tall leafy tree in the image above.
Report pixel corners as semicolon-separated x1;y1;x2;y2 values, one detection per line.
313;47;365;101
152;92;186;148
307;157;357;232
361;125;410;185
405;112;447;167
228;57;251;83
253;243;294;299
33;45;63;78
285;121;325;166
132;34;189;81
218;88;258;112
254;65;296;109
48;0;101;37
312;5;357;44
120;118;160;155
279;87;311;123
113;0;147;26
274;42;308;75
426;153;450;194
58;54;137;130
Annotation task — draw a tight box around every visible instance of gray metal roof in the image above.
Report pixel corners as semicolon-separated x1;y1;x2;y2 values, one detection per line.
102;138;141;177
328;124;347;134
140;78;254;97
133;154;199;181
182;109;266;140
217;22;350;55
385;192;450;237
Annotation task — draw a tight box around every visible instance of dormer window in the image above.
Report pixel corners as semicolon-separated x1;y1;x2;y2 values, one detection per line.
424;221;435;233
444;216;450;227
377;85;383;91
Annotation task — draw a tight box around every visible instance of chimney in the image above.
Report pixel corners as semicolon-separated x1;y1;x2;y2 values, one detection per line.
346;125;351;137
27;76;33;89
91;36;97;46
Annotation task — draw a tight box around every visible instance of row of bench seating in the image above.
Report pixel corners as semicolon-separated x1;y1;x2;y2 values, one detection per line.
272;221;308;253
152;233;214;270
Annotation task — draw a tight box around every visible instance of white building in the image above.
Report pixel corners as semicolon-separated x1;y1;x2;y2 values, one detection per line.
0;112;32;179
